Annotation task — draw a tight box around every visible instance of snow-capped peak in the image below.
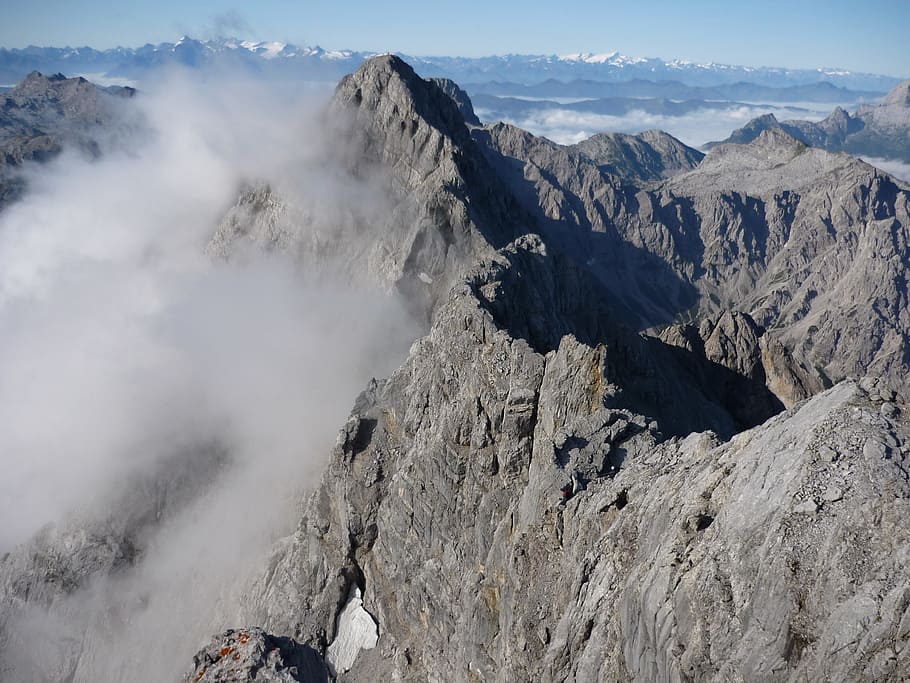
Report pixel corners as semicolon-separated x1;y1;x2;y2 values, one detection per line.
559;51;620;64
239;40;288;59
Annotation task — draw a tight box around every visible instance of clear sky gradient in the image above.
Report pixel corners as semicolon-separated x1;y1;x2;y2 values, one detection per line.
2;0;908;77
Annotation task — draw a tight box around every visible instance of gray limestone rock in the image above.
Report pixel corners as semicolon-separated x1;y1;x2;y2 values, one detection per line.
476;118;910;399
4;53;910;683
571;129;704;183
184;628;327;682
208;56;530;321
659;310;825;408
238;292;910;681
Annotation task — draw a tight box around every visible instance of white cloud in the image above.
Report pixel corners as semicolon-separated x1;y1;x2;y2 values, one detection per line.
475;103;835;148
863;156;910;183
0;69;418;681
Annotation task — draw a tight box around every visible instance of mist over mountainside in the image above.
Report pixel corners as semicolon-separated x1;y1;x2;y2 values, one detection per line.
1;53;910;683
0;69;418;681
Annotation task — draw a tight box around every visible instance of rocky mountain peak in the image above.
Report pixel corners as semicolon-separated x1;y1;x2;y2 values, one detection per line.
882;79;910;107
10;70;92;99
333;54;472;149
707;79;910;163
570;129;703;183
702;127;811;175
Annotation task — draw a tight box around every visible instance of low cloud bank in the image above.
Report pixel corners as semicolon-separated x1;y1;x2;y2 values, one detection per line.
864;156;910;183
475;102;835;147
0;69;418;681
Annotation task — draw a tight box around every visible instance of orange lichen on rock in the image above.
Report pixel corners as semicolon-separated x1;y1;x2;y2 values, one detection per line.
218;646;233;658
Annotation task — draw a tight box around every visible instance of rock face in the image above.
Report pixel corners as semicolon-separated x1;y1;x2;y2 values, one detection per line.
707;79;910;163
236;246;910;680
430;77;481;126
659;310;824;409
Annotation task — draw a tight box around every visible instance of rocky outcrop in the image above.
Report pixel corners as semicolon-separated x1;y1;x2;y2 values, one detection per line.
214;59;910;400
215;57;910;681
662;129;910;396
430;77;481;126
477;120;910;398
184;628;327;682
660;310;825;408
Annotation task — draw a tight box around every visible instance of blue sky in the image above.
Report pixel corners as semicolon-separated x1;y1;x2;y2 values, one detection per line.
2;0;908;77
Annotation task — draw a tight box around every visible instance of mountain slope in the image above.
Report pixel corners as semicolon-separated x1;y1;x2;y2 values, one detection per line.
209;55;528;318
474;116;910;398
225;57;910;681
571;129;704;183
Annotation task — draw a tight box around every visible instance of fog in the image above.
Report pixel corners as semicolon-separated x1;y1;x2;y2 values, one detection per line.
0;68;418;680
475;101;837;147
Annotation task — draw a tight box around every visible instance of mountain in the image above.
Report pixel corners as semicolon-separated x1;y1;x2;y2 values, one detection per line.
570;129;705;183
216;58;910;681
0;38;902;91
2;56;910;682
707;79;910;162
0;71;135;208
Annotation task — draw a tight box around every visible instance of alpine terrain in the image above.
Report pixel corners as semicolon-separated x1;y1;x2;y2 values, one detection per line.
2;54;910;683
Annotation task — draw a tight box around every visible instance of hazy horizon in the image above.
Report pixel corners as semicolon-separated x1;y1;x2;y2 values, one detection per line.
2;0;909;78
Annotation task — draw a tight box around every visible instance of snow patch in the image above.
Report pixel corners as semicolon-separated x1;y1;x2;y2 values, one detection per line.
325;586;379;676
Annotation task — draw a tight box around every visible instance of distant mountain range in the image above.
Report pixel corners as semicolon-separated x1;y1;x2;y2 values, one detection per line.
465;78;885;104
0;36;903;91
470;93;812;122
